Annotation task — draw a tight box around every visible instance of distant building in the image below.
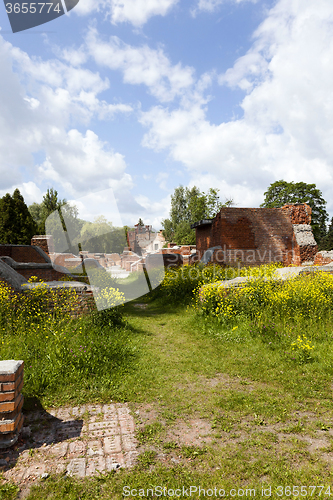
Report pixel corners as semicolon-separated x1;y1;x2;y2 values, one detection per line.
127;225;165;255
145;231;166;253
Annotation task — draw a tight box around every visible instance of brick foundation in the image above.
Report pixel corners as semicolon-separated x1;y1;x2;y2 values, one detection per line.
70;289;97;317
16;267;68;282
0;361;24;448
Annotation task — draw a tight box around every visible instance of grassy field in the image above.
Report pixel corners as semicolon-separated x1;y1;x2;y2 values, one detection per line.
2;266;333;498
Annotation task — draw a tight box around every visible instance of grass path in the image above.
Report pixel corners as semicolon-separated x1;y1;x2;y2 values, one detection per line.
16;300;333;498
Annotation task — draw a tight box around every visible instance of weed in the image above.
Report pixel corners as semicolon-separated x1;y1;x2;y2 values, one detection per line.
136;422;164;444
181;445;207;459
162;441;179;450
136;450;157;468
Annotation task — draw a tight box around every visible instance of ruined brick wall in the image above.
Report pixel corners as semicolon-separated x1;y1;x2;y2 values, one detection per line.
161;246;195;256
280;204;312;224
50;253;80;268
0;245;49;264
291;223;317;265
17;267;68;282
121;254;142;271
70;290;97;317
127;226;155;255
194;204;317;267
299;245;318;264
195;208;294;266
195;225;212;259
31;235;54;256
314;251;333;266
107;253;121;265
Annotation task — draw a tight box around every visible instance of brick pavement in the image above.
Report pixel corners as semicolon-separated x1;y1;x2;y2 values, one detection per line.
1;403;138;484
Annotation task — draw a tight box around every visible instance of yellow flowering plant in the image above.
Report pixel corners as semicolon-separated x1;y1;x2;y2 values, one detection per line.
290;334;314;363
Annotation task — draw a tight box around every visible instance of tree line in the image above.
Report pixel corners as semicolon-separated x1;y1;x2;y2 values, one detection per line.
162;180;333;249
0;180;333;251
0;188;127;254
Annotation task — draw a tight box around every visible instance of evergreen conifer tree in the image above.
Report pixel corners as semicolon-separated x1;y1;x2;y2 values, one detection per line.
0;189;37;244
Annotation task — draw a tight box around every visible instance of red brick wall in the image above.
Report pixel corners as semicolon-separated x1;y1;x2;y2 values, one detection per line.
121;254;141;270
298;245;318;264
0;245;48;263
280;204;312;224
31;235;54;256
195;208;295;266
17;267;68;282
51;253;80;268
161;246;195;256
195;225;212;258
70;290;97;317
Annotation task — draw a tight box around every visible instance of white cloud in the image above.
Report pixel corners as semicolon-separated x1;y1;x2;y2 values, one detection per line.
86;28;195;102
73;0;106;16
109;0;178;26
193;0;257;16
37;129;129;192
0;35;134;214
156;171;169;190
141;0;333;213
74;0;178;26
60;47;88;67
0;182;43;206
134;194;171;228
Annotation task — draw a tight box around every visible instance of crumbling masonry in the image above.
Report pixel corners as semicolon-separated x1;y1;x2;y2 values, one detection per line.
191;203;318;266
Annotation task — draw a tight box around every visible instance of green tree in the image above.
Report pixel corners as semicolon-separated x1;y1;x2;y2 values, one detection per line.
137;218;144;226
79;216;127;254
261;180;328;243
0;189;37;244
45;202;84;253
29;187;67;234
28;202;44;231
318;217;333;251
173;220;196;245
162;186;232;244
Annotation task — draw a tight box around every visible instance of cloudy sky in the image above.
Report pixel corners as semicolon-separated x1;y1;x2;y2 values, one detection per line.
1;0;333;228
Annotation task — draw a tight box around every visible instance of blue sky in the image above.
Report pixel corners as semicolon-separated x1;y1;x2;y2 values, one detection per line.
1;0;333;229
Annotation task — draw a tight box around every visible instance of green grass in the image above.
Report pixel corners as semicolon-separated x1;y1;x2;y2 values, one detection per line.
10;296;333;499
2;266;333;498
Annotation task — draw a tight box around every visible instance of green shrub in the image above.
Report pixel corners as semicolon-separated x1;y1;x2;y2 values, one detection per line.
158;262;283;304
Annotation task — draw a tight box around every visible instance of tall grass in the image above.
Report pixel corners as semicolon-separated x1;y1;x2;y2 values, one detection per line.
195;266;333;365
0;277;131;405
